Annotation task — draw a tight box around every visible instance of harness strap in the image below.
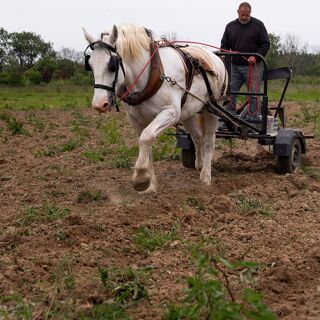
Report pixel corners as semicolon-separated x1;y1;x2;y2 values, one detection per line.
117;42;164;106
168;46;195;107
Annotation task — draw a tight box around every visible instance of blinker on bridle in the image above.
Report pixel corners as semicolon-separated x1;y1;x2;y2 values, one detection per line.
84;40;126;111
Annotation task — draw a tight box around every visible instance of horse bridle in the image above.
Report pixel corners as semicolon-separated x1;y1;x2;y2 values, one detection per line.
84;41;126;110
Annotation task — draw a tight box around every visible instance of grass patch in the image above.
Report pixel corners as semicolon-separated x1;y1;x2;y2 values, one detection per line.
77;190;105;203
60;139;79;152
185;196;206;211
111;144;138;168
133;224;179;252
82;266;150;319
301;166;320;180
0;83;91;110
82;150;104;162
97;266;149;306
0;293;33;320
0;112;30;135
83;302;129;320
268;77;320;102
153;128;180;161
17;203;70;225
27;113;45;131
45;203;70;221
17;207;40;226
98;117;122;145
51;256;76;291
232;194;273;217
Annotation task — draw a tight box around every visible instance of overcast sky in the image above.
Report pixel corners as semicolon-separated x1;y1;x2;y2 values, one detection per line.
2;0;319;53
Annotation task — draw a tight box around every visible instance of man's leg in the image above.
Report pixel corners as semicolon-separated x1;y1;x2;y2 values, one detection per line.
227;64;245;115
244;62;263;120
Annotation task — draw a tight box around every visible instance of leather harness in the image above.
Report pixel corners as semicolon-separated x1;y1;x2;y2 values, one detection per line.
117;42;164;106
117;40;226;108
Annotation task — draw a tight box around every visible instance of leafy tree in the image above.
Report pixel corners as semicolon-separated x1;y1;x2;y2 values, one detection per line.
9;31;55;69
280;34;308;75
266;33;281;68
0;28;10;70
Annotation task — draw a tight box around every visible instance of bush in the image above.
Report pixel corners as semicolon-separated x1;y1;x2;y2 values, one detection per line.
25;68;43;84
5;66;24;86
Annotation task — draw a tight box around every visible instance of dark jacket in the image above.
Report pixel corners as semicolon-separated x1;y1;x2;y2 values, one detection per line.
221;17;270;65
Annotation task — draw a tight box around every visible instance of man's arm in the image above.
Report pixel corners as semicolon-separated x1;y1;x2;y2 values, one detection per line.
257;22;270;56
220;26;230;50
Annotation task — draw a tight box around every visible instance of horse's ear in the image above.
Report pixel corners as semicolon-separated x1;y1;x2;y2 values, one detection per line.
83;27;96;44
110;25;118;44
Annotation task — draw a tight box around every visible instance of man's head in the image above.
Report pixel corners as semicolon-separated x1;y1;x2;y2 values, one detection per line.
237;2;251;24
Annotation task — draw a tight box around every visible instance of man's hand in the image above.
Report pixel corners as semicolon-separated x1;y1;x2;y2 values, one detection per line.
248;56;256;65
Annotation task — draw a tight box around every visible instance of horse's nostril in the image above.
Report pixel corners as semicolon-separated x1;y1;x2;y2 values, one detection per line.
103;103;109;108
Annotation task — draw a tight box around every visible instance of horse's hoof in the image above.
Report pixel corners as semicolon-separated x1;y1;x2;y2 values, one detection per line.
200;173;211;186
138;187;157;196
132;177;150;191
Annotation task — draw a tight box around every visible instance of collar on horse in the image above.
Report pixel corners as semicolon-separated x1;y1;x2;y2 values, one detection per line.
117;41;164;106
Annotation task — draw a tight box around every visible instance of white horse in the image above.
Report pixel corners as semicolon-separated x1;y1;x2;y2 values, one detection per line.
83;24;227;194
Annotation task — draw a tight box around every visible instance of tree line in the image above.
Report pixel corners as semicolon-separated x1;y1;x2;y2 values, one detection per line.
0;27;319;87
0;28;89;86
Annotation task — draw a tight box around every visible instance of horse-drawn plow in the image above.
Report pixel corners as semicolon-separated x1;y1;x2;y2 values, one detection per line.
177;51;313;174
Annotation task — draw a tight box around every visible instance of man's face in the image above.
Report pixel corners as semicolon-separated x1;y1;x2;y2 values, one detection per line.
237;6;251;23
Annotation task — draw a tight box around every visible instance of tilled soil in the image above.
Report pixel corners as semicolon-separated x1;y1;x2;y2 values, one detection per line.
0;104;319;319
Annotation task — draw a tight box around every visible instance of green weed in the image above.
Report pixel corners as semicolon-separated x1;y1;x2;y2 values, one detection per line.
27;113;45;131
77;190;104;203
44;203;70;221
17;206;40;226
60;139;78;152
233;195;273;216
69;118;91;140
82;150;104;162
0;112;30;135
153;129;180;161
0;293;33;320
164;252;275;320
51;257;76;291
97;266;149;307
185;196;206;211
83;302;129;320
98;117;122;145
112;144;138;168
302;166;320;180
133;224;179;252
54;230;68;241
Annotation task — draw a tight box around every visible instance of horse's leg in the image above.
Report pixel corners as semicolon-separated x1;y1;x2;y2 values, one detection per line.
138;154;157;194
199;111;218;185
181;115;204;170
133;107;179;192
126;117;157;194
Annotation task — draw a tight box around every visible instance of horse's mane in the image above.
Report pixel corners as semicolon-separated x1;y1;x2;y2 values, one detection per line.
113;24;151;61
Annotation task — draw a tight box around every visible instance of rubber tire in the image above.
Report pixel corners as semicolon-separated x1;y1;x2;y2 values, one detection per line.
277;138;302;173
181;148;196;169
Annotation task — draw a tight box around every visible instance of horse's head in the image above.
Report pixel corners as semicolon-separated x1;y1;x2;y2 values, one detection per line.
83;26;125;113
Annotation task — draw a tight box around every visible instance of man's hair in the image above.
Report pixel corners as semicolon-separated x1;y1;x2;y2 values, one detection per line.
238;2;251;10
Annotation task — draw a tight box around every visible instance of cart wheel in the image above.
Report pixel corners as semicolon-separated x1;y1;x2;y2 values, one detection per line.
181;149;196;169
277;138;301;173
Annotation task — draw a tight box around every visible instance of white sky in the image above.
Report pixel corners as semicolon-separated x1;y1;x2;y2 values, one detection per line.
2;0;319;53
